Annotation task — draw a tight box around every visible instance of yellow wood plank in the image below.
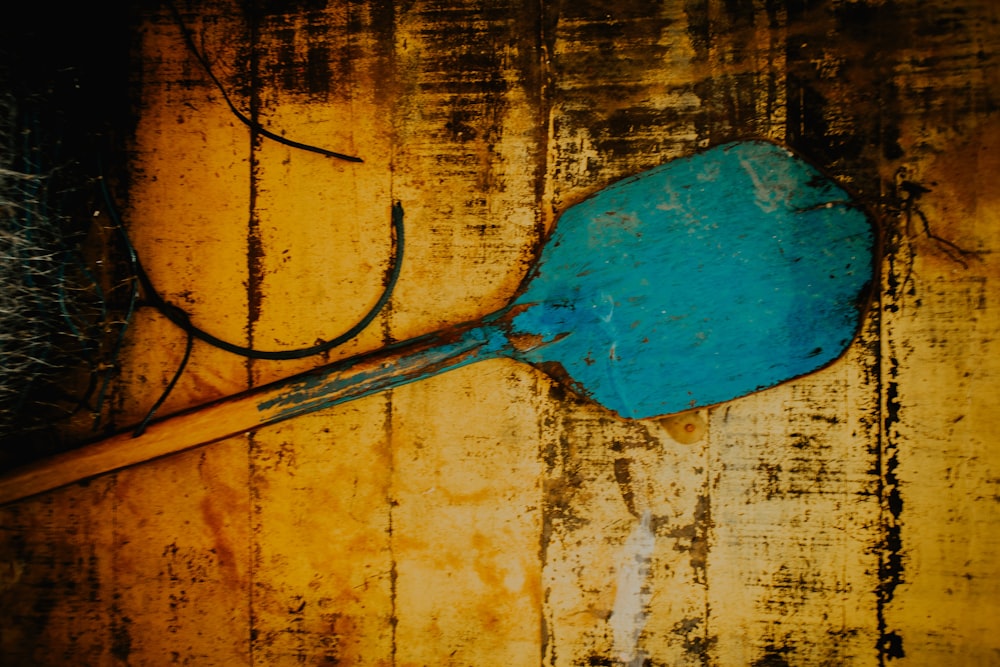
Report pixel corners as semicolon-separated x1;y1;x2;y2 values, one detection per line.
111;439;251;664
0;482;116;664
0;1;998;665
706;356;883;664
388;0;548;337
383;1;550;663
116;2;253;422
390;361;544;665
239;4;398;664
882;54;1000;663
249;407;393;665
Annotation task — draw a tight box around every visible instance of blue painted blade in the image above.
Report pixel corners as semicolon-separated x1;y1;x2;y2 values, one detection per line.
509;140;876;419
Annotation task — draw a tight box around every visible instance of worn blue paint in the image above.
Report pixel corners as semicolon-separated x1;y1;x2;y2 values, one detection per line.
256;324;508;420
258;140;875;423
508;140;874;418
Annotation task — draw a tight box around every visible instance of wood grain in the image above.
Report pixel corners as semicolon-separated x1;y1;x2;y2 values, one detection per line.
0;0;997;664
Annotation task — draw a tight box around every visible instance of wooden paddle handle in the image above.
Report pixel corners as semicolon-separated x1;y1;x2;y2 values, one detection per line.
0;324;498;505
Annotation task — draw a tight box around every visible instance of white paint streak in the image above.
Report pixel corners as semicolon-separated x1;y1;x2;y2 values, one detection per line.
738;154;785;214
611;510;656;667
598;292;616;323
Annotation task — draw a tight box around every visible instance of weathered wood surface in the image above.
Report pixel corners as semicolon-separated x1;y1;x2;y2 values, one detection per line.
1;0;998;665
0;138;877;505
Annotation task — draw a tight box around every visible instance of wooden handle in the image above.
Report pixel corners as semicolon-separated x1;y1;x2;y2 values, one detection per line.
0;323;499;505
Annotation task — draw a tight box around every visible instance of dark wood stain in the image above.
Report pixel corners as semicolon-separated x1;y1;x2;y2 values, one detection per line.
1;0;997;663
660;494;712;585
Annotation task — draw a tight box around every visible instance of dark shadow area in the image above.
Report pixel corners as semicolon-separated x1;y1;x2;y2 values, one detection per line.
0;3;136;468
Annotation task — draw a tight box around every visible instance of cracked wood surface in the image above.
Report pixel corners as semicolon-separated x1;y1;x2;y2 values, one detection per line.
1;0;998;665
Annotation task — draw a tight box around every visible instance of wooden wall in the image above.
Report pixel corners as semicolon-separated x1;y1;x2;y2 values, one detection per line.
1;0;998;664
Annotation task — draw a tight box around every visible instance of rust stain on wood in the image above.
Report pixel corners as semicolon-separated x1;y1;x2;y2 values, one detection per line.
1;0;998;664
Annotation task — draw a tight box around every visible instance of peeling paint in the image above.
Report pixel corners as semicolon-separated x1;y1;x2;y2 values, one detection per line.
0;1;997;665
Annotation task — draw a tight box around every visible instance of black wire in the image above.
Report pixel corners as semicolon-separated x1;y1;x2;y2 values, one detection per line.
166;0;363;163
98;175;403;434
94;165;150;428
97;177;403;433
92;5;397;434
126;201;403;360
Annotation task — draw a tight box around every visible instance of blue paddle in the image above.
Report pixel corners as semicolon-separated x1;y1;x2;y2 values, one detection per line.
0;140;876;503
258;139;876;421
507;140;876;417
